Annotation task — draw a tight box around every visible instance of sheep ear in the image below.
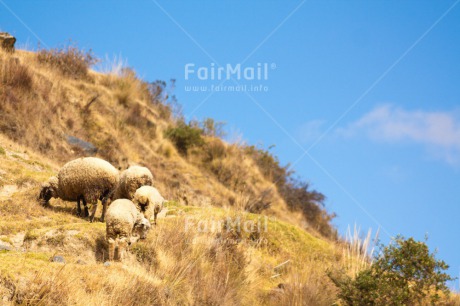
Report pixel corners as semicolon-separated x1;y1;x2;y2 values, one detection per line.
39;185;48;199
135;214;145;226
142;218;151;228
38;187;45;200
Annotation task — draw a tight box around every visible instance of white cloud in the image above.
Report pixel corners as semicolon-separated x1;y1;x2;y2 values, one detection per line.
298;119;326;144
337;104;460;164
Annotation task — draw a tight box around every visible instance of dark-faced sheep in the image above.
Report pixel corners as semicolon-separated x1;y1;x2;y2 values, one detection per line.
106;199;151;261
113;165;153;200
132;186;165;225
39;157;119;222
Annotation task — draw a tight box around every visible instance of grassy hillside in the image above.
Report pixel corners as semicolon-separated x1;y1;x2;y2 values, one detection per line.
0;137;341;305
0;46;458;305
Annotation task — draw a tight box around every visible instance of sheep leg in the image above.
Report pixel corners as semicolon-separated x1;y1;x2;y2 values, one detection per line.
100;197;110;223
89;202;98;223
118;237;128;261
108;238;115;261
154;205;160;225
76;198;82;216
83;198;89;217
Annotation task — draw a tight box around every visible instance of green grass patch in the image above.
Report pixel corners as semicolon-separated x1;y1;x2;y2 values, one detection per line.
0;251;51;276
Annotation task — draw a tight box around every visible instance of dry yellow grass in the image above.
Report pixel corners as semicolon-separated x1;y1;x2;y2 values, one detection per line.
0;140;344;304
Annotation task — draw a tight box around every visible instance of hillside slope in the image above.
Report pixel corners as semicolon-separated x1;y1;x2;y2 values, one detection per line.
0;138;342;304
0;46;347;305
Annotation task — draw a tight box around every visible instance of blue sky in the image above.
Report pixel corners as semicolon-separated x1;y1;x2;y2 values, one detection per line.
1;0;459;284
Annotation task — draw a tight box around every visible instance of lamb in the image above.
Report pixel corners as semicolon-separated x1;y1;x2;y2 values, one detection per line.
106;199;151;261
132;186;166;225
114;165;154;200
38;157;119;222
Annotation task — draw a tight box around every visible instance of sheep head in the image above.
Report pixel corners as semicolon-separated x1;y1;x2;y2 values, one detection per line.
133;193;149;213
154;199;166;214
134;216;151;240
38;176;58;205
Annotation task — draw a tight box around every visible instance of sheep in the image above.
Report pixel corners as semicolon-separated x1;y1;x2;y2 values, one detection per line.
132;186;166;225
38;157;119;222
106;199;151;261
113;165;153;200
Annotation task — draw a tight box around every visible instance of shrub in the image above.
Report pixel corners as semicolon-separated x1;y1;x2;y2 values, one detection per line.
165;121;204;155
245;145;288;184
329;236;454;305
0;57;33;90
243;188;273;213
200;118;226;137
147;80;167;103
0;146;5;155
131;242;159;271
37;44;97;78
147;79;182;120
281;179;336;238
203;138;227;162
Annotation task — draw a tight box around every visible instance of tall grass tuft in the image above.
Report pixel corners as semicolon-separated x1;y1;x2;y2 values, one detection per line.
342;224;378;276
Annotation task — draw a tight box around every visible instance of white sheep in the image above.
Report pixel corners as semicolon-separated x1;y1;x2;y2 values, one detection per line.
114;165;153;200
106;199;151;261
39;157;119;222
132;186;166;225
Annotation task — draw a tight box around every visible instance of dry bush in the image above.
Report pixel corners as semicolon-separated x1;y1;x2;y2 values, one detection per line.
203;138;227;162
200;117;226;137
244;188;273;213
232;188;273;214
146;80;180;120
0;56;33;90
37;44;97;79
